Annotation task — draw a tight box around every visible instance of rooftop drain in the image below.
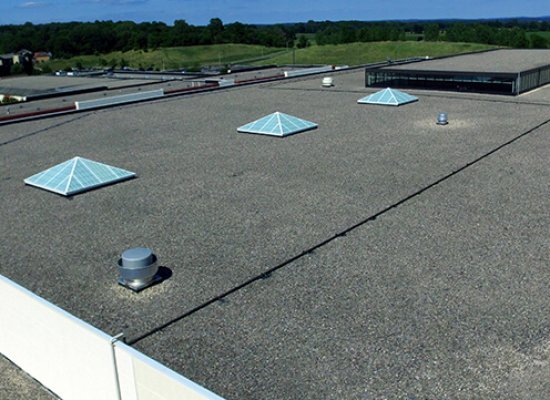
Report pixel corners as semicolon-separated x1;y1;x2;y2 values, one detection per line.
437;112;449;125
118;247;164;291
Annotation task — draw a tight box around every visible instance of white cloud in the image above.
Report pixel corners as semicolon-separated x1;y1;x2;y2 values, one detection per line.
79;0;149;4
18;1;48;8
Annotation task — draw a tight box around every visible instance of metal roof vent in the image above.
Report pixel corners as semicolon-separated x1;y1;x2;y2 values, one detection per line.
118;247;162;291
322;77;334;87
437;112;448;125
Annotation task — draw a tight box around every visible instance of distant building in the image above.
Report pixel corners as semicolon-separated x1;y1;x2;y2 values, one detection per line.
13;49;32;65
0;50;33;76
34;51;52;63
0;54;14;76
366;49;550;95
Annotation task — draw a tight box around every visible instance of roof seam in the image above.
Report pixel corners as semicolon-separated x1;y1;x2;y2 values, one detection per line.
125;115;550;346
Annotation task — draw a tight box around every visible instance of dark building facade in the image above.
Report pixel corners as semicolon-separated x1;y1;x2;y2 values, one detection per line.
366;49;550;95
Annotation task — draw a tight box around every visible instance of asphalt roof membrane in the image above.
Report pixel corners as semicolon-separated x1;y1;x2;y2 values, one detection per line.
1;65;550;400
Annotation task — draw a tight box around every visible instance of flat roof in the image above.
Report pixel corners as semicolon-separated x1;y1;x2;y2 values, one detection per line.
0;75;160;97
0;67;293;118
376;49;550;74
0;66;293;97
1;68;550;399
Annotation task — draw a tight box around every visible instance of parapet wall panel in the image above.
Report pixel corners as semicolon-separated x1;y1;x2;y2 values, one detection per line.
75;89;164;110
0;275;120;400
116;343;225;400
0;275;225;400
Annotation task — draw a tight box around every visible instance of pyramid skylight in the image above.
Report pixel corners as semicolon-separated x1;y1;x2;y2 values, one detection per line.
24;156;136;196
357;88;418;106
237;111;318;137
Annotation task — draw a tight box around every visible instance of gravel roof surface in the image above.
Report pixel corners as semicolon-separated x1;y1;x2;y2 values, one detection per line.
378;49;550;74
137;121;550;400
0;75;157;95
1;68;549;399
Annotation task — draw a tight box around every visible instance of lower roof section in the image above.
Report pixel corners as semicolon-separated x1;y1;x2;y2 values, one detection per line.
376;49;550;74
367;49;550;95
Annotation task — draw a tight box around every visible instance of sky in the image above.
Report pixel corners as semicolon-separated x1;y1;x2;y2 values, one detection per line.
0;0;548;26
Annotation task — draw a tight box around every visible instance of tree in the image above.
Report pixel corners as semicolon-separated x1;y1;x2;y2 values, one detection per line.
471;24;493;44
173;20;198;46
530;34;548;49
510;28;529;48
207;18;224;43
424;24;439;41
340;27;356;43
224;22;255;44
296;35;309;48
258;26;287;47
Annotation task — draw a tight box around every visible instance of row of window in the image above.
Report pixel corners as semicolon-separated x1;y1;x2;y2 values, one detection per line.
366;71;517;95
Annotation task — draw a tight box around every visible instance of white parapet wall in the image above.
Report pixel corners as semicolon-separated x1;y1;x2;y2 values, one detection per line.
0;275;119;399
217;78;235;87
116;343;225;400
0;275;225;400
75;89;165;111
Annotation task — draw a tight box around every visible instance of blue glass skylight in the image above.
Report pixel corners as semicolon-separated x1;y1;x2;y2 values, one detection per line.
358;88;418;106
237;112;318;137
24;157;136;196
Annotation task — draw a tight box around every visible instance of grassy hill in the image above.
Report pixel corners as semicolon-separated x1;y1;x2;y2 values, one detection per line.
40;44;285;72
252;41;496;66
39;41;497;73
527;31;550;39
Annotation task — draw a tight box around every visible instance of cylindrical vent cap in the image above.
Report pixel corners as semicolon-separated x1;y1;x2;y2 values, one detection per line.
121;247;154;269
437;112;448;125
118;247;159;291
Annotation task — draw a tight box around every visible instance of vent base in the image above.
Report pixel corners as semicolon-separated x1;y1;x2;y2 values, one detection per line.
118;272;165;292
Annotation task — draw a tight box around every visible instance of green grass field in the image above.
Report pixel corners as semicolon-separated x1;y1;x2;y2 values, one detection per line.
252;41;496;66
40;44;285;72
38;41;497;73
527;31;550;39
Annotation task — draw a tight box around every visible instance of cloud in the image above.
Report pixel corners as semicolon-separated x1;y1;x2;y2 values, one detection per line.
18;1;49;8
80;0;149;4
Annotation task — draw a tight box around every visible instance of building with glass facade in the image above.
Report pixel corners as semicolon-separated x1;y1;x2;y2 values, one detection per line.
366;49;550;95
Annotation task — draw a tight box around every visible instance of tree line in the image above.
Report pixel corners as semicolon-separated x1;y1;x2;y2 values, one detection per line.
0;19;295;58
311;20;548;48
0;18;548;59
